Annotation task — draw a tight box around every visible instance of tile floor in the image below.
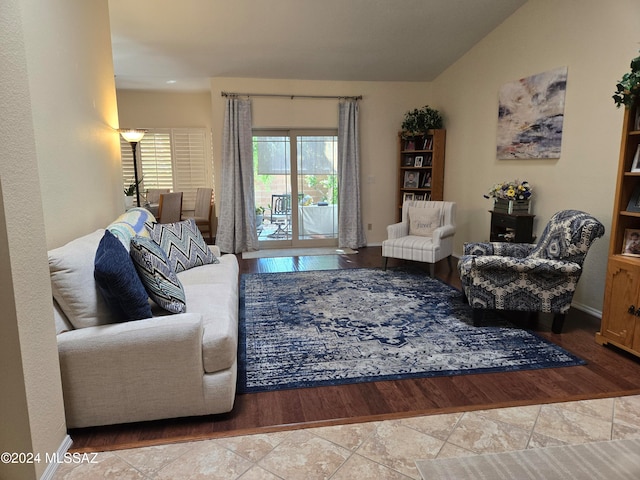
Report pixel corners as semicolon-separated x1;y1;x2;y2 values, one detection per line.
53;394;640;479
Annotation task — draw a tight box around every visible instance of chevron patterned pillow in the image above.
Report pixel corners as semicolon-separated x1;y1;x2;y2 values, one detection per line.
147;218;218;273
130;236;186;314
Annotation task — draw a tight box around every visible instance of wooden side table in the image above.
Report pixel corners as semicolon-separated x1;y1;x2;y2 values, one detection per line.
489;211;535;243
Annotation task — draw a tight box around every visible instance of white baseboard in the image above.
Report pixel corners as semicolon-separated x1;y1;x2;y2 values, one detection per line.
40;435;73;480
571;302;603;319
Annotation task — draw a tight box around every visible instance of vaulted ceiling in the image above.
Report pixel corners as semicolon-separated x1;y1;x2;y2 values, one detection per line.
108;0;527;91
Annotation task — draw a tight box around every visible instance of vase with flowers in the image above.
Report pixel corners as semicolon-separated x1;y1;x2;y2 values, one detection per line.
484;180;532;214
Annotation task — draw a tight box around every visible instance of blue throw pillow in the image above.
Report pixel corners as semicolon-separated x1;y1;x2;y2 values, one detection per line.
94;230;152;321
130;235;186;314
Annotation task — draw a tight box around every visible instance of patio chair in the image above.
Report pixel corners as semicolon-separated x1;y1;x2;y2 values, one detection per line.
269;194;292;238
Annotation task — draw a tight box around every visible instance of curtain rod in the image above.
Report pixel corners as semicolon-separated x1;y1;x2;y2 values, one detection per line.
221;91;362;100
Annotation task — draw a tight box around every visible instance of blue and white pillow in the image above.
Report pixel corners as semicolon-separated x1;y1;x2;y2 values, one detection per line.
130;236;186;314
94;230;152;321
146;218;218;273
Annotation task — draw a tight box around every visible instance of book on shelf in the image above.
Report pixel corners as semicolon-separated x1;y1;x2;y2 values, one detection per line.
422;137;433;150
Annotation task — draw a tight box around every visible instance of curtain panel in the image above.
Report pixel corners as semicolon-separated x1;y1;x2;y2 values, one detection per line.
338;100;367;249
216;98;259;253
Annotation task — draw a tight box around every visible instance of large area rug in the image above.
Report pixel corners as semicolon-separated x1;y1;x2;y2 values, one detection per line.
238;268;584;393
415;438;640;479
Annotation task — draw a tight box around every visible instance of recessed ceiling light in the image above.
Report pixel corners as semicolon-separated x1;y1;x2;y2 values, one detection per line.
166;80;177;84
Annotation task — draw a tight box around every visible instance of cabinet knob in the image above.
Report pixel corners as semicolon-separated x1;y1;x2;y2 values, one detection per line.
629;305;636;315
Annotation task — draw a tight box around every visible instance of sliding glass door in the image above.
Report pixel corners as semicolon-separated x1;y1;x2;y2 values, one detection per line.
253;130;338;248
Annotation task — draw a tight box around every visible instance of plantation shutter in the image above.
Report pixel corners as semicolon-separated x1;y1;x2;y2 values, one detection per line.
120;128;213;210
172;129;209;211
139;131;173;192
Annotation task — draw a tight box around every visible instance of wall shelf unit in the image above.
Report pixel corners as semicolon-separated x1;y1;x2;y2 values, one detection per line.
396;129;446;220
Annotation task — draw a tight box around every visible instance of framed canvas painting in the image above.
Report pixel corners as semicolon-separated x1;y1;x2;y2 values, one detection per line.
497;66;568;159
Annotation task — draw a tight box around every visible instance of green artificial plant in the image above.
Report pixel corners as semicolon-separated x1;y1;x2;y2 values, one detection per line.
613;51;640;108
123;178;143;196
401;105;443;135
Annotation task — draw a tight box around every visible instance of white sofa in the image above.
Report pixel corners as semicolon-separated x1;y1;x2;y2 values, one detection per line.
49;210;239;429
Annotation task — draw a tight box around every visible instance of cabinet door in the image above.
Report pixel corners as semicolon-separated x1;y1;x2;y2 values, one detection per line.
601;258;640;345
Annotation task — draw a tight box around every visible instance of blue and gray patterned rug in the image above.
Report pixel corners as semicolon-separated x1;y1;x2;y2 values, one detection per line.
238;268;584;393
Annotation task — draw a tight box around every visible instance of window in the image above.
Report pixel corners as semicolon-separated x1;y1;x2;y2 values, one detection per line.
120;128;213;210
253;130;338;245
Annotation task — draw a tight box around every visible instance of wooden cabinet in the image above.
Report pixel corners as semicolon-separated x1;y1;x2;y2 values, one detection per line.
596;102;640;357
397;130;445;219
489;211;535;243
597;257;640;353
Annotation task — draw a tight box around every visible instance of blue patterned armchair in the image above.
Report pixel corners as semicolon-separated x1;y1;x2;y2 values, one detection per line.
458;210;605;333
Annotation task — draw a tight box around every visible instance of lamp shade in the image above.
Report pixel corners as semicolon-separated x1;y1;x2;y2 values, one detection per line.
119;129;146;143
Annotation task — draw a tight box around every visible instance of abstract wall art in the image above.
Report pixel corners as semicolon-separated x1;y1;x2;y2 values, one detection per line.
496;66;568;159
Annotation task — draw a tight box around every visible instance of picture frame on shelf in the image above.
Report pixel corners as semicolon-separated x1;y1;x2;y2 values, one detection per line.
631;145;640;172
635;108;640;131
404;139;416;151
414;156;424;167
403;192;415;203
627;185;640;212
402;156;414;167
420;171;432;188
414;194;425;201
622;228;640;257
403;171;420;188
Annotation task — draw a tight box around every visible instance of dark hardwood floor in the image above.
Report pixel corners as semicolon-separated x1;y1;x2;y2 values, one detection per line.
69;247;640;452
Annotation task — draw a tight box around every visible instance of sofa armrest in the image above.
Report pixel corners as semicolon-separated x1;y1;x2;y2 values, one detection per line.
387;222;409;239
57;313;207;427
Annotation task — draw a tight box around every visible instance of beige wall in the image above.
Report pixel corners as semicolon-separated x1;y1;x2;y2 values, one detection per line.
25;0;122;250
1;0;119;478
432;0;640;314
117;90;213;129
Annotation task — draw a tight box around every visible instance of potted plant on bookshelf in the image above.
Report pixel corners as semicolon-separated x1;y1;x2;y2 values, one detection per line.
484;180;533;214
613;50;640;109
401;105;443;139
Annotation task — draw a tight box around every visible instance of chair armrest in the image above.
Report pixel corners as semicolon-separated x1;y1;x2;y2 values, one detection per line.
472;256;582;274
433;224;456;242
463;242;535;258
387;222;409;239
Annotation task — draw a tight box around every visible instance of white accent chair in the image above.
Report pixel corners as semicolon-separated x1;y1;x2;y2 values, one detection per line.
382;200;456;276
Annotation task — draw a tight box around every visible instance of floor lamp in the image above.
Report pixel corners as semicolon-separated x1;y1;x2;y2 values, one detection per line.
119;129;146;207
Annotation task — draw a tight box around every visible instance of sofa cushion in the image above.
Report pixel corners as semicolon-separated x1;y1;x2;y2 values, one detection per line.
408;206;441;237
130;236;186;314
49;229;117;329
177;256;239;373
94;230;152;321
147;218;218;273
107;207;156;251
